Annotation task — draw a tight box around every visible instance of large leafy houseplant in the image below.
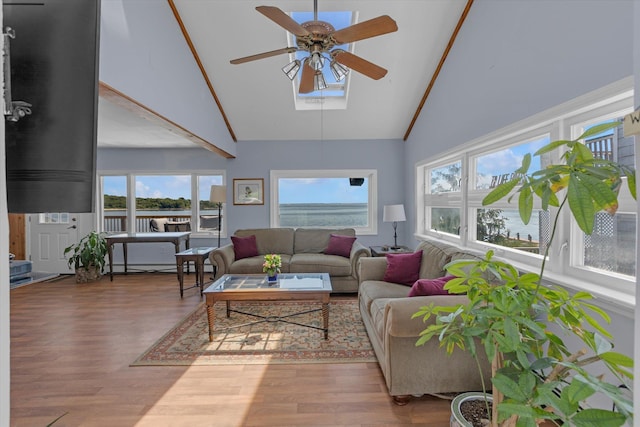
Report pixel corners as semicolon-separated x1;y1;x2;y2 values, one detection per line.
414;122;635;427
64;231;108;282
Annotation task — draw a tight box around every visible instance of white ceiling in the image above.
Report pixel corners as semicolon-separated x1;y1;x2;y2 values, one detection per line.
98;0;470;148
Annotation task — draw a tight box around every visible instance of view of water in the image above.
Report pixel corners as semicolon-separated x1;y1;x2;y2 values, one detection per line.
279;203;368;227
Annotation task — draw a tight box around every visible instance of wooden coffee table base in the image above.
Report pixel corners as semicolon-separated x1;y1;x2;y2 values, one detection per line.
206;298;330;341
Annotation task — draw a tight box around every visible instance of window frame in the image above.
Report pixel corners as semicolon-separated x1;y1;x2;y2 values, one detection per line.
269;169;378;234
97;170;226;237
415;78;635;304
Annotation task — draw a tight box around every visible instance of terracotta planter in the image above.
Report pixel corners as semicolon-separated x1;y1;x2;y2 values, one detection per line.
450;392;492;427
75;265;102;283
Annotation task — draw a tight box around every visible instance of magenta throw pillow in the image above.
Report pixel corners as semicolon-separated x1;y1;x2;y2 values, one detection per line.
324;234;357;258
231;235;259;260
408;276;458;297
383;250;423;285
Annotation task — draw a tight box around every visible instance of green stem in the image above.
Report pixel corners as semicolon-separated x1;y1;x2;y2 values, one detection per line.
535;195;568;294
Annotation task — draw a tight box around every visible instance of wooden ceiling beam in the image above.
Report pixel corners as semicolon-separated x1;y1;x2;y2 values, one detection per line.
403;0;474;141
99;82;235;158
167;0;238;144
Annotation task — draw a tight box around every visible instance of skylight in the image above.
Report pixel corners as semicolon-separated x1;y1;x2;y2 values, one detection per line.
288;10;354;110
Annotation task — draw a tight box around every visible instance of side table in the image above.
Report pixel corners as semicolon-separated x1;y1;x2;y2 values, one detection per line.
175;247;215;298
369;245;413;257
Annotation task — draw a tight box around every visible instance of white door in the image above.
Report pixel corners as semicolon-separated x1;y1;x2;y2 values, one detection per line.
29;213;80;274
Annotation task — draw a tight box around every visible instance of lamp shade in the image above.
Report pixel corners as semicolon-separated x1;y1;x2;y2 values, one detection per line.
209;185;227;203
383;204;406;223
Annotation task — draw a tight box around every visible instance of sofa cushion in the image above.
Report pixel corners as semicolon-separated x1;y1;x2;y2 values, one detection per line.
408;276;457;297
235;228;295;255
383;250;423;285
324;234;356;258
294;228;355;253
231;235;259;260
417;240;453;279
359;280;411;315
290;253;351;276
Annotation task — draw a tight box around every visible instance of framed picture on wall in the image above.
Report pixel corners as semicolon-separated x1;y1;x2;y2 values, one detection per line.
233;178;264;205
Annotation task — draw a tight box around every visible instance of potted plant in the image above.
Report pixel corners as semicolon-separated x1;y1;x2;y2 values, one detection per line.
64;231;108;283
414;122;635;427
263;253;282;282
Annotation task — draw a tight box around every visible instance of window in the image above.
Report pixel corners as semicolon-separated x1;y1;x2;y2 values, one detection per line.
569;118;636;280
470;135;552;256
102;175;127;232
270;169;377;234
416;79;635;300
288;11;354;110
99;172;225;235
423;160;462;237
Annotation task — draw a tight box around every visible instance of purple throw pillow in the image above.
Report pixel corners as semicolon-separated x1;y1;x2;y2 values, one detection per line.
324;234;357;258
231;235;259;260
383;250;423;285
408;276;458;297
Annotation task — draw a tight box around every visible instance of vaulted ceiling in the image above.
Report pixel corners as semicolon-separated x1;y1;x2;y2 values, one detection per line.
98;0;473;150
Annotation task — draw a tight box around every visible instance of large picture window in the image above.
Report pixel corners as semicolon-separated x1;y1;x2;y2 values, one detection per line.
416;81;635;300
270;170;377;234
99;172;225;235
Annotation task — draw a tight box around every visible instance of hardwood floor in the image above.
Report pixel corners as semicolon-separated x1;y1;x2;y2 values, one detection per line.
10;273;452;426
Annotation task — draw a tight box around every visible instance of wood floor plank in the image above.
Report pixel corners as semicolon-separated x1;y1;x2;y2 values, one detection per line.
10;273;452;426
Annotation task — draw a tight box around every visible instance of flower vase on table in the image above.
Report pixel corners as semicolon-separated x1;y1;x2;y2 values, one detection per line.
263;254;282;284
267;270;278;283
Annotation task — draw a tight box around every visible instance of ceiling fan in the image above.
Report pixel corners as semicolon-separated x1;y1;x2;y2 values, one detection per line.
230;1;398;94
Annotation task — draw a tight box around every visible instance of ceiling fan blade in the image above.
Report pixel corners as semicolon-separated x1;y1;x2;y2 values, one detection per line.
256;6;310;37
299;61;315;94
331;15;398;44
333;51;387;80
230;47;298;64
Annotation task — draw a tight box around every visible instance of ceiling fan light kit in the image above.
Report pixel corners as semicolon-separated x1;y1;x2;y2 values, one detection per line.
230;1;398;94
282;59;301;80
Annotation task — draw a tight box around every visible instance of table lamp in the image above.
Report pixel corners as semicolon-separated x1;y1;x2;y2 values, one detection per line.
383;204;406;249
209;185;227;248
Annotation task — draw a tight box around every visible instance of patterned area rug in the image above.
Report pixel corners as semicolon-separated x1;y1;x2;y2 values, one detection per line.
132;299;376;365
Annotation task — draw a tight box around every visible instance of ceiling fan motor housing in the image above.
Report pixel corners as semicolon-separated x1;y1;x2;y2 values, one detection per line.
297;20;336;53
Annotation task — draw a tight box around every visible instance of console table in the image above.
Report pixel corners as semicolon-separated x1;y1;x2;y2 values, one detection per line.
106;232;191;281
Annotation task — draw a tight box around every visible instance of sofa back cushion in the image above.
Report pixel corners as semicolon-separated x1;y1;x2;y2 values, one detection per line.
294;228;355;254
417;240;453;279
234;228;295;255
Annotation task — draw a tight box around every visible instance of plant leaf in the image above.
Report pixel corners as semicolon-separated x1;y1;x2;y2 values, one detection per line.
483;178;519;206
567;172;596;234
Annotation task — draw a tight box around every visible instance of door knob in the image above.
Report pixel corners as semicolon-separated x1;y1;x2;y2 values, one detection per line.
67;225;77;229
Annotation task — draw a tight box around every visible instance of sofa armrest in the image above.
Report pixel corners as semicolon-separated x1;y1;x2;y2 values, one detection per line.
350;241;370;281
358;257;388;283
384;295;470;338
209;244;235;280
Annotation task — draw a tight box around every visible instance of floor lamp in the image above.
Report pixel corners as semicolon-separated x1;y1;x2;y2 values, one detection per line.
209;185;227;248
383;204;406;249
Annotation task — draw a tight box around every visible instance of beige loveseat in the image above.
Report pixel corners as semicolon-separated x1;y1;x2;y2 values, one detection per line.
358;239;492;403
209;228;370;293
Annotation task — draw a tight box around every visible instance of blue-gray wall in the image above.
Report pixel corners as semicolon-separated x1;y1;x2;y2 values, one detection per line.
98;138;406;259
404;0;635;247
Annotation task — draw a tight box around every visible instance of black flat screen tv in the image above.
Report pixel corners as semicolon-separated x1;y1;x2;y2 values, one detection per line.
4;0;100;213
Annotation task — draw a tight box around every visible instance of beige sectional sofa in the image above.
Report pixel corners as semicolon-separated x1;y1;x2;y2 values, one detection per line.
358;239;492;403
209;228;370;293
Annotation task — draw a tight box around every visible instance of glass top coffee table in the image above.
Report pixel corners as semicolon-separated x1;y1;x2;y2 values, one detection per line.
202;273;332;341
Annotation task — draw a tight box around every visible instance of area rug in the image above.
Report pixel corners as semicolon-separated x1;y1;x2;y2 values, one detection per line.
131;299;376;366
